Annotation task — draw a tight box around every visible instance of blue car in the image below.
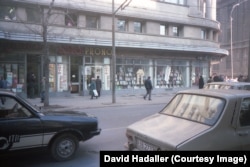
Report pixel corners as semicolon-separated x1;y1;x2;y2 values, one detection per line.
0;90;101;161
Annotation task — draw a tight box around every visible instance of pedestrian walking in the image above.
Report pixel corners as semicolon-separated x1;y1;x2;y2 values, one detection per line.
0;76;8;104
143;76;153;100
89;78;98;99
199;75;204;89
95;76;102;97
0;76;8;89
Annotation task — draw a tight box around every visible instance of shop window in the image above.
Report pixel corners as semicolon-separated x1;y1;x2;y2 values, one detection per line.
0;6;16;20
117;19;127;31
26;7;41;23
65;12;78;27
85;56;92;64
86;15;99;29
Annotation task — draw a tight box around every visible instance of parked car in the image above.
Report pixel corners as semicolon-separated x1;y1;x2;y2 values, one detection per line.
0;90;101;161
125;89;250;150
204;82;250;90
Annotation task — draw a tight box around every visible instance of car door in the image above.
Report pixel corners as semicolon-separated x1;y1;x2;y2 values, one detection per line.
237;98;250;150
0;95;43;151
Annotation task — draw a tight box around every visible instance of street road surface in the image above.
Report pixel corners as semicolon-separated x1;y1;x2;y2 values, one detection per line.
1;103;166;167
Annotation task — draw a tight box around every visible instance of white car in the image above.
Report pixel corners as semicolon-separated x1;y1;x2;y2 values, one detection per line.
125;89;250;150
204;82;250;90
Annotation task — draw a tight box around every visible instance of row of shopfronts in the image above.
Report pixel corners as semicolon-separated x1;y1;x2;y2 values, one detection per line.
0;41;209;97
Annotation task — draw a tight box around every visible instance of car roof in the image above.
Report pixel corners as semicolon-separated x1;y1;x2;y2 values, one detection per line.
0;89;16;95
206;82;250;86
178;88;250;98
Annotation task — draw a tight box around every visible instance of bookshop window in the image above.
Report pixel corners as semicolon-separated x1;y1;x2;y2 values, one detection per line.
0;6;16;20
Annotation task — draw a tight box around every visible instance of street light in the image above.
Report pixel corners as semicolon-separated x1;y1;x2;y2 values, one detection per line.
112;0;132;103
230;0;248;79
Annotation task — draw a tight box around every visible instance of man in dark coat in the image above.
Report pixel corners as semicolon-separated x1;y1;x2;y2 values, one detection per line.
199;75;204;89
143;76;153;100
95;76;102;97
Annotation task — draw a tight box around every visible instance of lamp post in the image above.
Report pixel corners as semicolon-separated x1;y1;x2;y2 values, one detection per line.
230;0;248;79
112;0;132;103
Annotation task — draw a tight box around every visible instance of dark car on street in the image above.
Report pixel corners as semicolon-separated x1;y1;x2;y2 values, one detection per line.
0;90;101;161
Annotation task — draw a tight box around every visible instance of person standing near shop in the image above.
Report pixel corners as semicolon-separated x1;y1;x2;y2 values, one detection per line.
95;76;102;97
89;78;98;99
199;75;204;89
40;77;46;103
143;76;153;101
27;72;36;98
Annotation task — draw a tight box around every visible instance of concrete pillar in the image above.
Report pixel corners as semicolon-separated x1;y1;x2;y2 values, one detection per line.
206;0;217;20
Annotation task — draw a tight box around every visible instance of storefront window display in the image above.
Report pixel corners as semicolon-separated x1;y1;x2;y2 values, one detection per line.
0;54;25;92
191;61;209;85
156;59;190;88
116;58;153;89
49;56;68;92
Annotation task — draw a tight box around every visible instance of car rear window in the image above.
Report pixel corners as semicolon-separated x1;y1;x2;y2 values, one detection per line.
160;94;225;126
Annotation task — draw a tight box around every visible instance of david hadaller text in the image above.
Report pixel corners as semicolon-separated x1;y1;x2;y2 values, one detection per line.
103;154;247;165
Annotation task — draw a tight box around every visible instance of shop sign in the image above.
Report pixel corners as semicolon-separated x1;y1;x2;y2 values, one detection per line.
57;45;112;56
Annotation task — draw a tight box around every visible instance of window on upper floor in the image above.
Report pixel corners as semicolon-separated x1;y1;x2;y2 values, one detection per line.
65;12;78;27
86;15;99;29
26;7;41;23
201;29;207;39
172;25;182;37
117;19;127;31
0;6;16;21
134;21;144;33
153;0;186;5
160;24;168;35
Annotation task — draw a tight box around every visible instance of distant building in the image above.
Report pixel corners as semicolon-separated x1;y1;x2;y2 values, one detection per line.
216;0;250;80
0;0;228;97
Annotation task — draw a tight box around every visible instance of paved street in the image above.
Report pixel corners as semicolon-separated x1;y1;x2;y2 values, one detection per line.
27;87;196;111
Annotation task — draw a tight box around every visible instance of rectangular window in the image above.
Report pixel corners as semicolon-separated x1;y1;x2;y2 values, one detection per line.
26;7;41;23
173;26;181;37
134;21;142;33
155;0;186;5
117;19;127;31
0;6;16;20
65;12;78;27
86;15;99;29
201;29;207;39
160;24;168;35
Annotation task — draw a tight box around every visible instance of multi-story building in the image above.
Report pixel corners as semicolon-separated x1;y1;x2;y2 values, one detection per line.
0;0;228;97
216;0;250;80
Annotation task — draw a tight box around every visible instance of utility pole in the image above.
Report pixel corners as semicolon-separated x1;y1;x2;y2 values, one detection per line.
111;0;132;103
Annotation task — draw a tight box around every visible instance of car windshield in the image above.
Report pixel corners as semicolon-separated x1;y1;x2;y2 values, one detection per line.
160;93;225;126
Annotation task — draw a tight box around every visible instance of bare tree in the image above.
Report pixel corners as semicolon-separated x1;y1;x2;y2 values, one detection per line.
42;0;55;107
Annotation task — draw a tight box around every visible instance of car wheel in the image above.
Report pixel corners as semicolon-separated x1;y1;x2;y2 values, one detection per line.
50;133;79;161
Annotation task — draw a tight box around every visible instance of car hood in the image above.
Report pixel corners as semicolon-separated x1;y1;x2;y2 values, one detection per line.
127;113;210;149
39;111;98;130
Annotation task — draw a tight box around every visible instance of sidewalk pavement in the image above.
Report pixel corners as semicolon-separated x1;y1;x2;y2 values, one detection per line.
27;87;197;112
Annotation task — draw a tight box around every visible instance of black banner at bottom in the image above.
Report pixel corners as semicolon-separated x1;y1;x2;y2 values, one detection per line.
100;151;249;167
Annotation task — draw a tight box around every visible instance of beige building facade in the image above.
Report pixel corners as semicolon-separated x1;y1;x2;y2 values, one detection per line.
0;0;228;97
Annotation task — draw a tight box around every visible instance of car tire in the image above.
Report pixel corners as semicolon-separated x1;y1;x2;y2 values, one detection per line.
50;133;79;161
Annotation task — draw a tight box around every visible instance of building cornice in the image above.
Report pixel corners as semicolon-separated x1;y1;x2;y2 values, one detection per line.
0;30;229;56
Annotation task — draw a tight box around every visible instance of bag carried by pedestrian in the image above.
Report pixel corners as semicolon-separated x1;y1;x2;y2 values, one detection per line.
93;89;98;97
